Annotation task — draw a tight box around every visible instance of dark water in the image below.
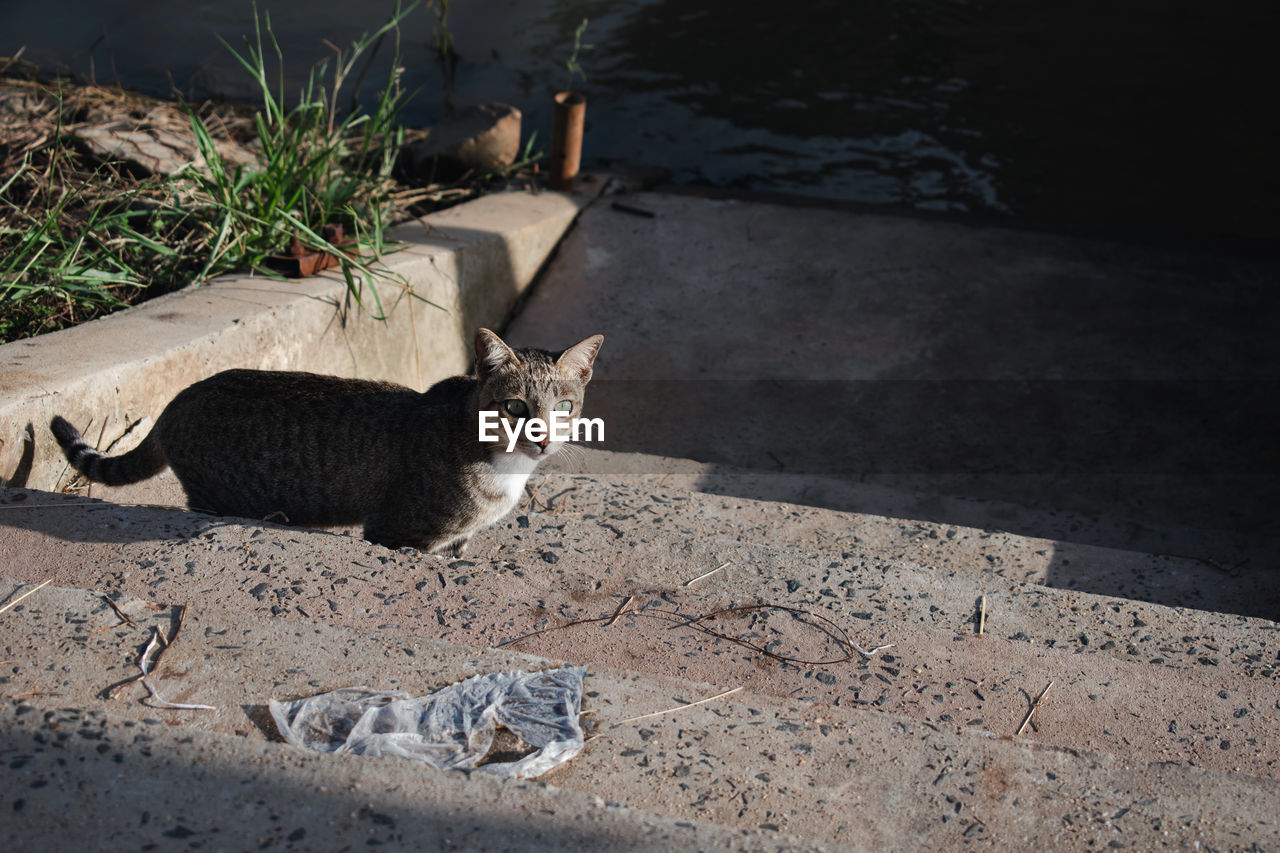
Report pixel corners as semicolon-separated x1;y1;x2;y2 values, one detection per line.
5;0;1277;242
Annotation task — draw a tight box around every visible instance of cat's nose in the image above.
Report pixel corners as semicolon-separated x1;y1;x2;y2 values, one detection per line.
538;437;550;450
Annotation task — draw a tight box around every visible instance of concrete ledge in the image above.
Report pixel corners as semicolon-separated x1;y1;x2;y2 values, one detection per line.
0;189;589;492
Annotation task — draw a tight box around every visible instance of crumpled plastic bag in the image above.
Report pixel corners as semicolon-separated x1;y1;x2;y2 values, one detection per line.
268;666;586;779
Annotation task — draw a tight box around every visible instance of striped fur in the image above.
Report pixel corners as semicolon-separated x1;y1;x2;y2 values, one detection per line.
50;416;166;486
48;328;603;555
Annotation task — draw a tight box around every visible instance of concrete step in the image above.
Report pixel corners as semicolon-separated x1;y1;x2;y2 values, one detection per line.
504;190;1277;534
1;591;800;853
9;177;1276;851
54;446;1280;620
4;486;1277;784
502;188;1279;622
531;451;1280;620
4;581;1278;850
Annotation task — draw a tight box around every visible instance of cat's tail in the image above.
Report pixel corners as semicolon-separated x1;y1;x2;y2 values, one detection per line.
50;416;167;486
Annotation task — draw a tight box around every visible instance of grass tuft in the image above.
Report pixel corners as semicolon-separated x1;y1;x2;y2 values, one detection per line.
2;1;548;343
184;1;416;288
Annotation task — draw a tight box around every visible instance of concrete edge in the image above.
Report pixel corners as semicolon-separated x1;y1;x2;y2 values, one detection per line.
0;188;595;492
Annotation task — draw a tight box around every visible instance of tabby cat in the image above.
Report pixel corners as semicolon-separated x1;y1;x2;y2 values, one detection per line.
51;328;603;555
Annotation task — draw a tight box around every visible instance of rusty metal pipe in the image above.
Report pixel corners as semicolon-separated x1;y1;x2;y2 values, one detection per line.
549;91;586;190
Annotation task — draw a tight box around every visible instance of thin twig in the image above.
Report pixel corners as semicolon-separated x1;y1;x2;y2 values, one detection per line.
522;483;547;512
611;686;744;725
108;628;163;699
681;603;893;664
684;561;730;587
978;593;987;636
158;604;188;666
101;594;136;627
606;595;634;627
498;613;610;647
0;578;52;615
105;604;190;700
1016;680;1054;735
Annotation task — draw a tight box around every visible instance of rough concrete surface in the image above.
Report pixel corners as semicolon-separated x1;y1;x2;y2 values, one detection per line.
52;451;1280;618
3;188;1279;850
2;487;1276;779
4;578;1277;851
505;192;1280;563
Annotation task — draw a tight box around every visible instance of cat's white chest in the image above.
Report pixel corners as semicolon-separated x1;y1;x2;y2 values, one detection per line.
488;451;540;507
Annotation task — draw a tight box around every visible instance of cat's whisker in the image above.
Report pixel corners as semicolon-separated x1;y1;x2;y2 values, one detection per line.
556;442;589;469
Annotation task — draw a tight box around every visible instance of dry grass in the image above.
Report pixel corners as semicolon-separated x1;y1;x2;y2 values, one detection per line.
0;63;253;340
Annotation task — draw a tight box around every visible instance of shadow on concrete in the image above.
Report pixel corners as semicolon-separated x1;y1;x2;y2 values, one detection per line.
0;487;269;546
393;215;574;387
0;720;706;850
576;379;1280;618
580;379;1279;533
497;187;1280;617
0;423;34;488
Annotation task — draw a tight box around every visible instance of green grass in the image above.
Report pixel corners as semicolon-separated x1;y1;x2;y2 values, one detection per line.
564;18;592;92
185;0;418;313
1;0;511;342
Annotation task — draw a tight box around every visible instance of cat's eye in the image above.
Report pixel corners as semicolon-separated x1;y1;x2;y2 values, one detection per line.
503;399;529;417
554;400;573;412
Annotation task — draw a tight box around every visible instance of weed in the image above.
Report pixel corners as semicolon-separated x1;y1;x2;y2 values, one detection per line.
0;0;547;344
431;0;457;62
564;18;592;92
0;3;439;342
185;1;419;303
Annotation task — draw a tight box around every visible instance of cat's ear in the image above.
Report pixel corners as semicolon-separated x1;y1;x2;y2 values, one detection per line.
557;334;604;383
475;328;520;378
